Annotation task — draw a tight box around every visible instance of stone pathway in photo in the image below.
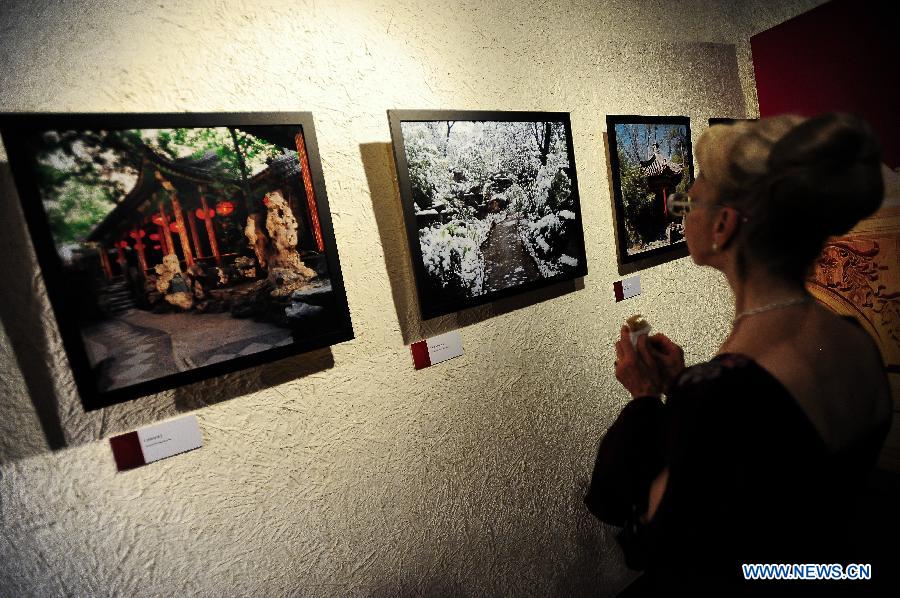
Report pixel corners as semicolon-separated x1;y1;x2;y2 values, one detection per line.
81;314;179;392
190;330;294;368
482;214;540;293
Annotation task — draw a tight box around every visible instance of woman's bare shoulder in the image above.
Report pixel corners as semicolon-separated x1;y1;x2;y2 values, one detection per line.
809;309;885;374
795;310;889;447
738;307;890;451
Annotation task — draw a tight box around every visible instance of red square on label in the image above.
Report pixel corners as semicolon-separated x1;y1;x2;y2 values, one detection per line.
109;431;145;471
410;340;432;369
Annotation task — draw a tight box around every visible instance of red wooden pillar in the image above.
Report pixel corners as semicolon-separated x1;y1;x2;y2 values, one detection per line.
158;224;170;255
158;202;176;257
187;210;203;259
98;246;113;279
199;186;222;266
155;171;195;266
294;132;325;252
133;226;149;273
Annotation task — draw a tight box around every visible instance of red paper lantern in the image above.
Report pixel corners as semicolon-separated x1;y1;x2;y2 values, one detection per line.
149;233;160;241
153;244;162;250
118;240;130;249
169;222;181;233
195;208;215;220
151;213;165;226
129;229;146;239
215;201;235;217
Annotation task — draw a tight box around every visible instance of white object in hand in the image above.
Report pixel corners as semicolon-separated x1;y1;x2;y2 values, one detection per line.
626;315;651;348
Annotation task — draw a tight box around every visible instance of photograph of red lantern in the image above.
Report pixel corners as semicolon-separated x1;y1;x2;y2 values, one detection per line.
0;112;352;409
215;200;234;217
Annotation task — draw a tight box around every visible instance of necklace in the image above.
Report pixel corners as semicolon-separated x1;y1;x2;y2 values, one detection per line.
732;295;811;326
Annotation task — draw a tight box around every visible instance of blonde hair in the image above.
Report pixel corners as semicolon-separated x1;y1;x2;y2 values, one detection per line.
696;115;803;196
693;113;883;279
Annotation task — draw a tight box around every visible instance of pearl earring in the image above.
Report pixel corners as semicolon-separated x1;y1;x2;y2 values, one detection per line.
711;242;719;252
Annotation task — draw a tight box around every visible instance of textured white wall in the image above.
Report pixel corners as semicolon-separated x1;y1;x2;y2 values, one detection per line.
0;0;824;595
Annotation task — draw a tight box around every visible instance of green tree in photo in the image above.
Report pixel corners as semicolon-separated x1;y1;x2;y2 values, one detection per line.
33;127;282;255
35;129;145;202
146;127;281;179
664;126;692;194
44;181;116;246
618;147;655;247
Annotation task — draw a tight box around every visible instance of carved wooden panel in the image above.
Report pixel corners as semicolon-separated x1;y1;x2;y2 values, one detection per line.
807;204;900;372
807;200;900;472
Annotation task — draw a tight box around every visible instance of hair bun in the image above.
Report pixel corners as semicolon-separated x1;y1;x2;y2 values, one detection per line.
767;113;884;236
694;113;885;280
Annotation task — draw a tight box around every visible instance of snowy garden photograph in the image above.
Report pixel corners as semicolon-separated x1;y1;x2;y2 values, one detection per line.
607;116;693;264
1;113;352;406
392;113;587;318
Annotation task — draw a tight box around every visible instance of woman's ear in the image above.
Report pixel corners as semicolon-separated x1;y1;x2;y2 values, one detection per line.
713;207;742;249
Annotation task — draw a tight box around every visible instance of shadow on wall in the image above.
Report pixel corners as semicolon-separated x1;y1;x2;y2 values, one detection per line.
359;142;583;346
170;346;336;413
0;161;66;454
0;161;335;464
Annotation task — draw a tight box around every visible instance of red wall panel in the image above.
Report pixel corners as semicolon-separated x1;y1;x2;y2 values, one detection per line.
751;0;899;167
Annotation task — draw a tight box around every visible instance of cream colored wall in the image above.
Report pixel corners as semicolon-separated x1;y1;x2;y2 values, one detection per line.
0;1;824;595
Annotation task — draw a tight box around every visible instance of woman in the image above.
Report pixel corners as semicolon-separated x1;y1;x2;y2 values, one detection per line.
585;113;892;595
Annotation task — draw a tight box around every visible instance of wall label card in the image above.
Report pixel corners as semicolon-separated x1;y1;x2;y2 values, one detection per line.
410;330;464;370
110;414;203;471
613;275;641;302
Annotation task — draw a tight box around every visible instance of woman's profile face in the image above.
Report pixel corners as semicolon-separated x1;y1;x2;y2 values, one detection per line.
684;174;718;264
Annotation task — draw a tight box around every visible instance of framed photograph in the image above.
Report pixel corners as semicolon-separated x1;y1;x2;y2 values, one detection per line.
0;112;353;410
607;115;694;269
389;110;588;320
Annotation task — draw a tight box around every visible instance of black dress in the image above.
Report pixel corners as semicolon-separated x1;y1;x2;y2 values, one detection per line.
585;352;892;596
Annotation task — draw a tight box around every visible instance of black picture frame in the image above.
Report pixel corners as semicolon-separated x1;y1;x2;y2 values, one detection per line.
708;117;758;126
606;115;694;272
0;111;354;410
388;110;589;320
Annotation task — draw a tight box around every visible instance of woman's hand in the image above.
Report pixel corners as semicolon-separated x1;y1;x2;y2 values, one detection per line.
647;333;686;392
614;326;664;397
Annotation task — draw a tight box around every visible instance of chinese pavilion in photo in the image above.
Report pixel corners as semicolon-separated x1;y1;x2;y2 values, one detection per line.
80;130;326;314
639;142;684;218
